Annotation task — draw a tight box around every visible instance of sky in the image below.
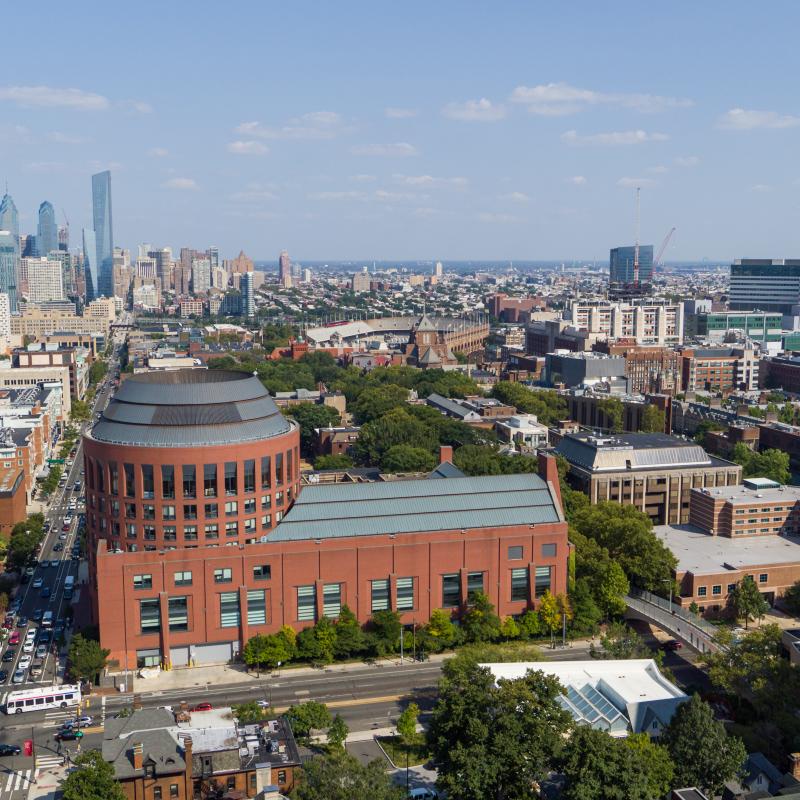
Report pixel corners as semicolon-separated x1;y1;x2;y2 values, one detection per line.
2;1;800;262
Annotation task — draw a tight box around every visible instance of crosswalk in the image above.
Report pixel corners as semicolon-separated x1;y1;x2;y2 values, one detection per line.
0;768;34;794
35;754;63;770
44;708;74;728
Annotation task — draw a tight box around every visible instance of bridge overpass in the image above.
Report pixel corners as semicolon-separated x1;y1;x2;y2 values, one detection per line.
625;588;721;654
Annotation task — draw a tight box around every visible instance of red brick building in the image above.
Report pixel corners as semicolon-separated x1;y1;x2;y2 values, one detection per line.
86;371;569;670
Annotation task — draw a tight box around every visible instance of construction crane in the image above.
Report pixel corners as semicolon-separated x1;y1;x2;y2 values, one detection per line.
654;226;677;269
632;187;641;287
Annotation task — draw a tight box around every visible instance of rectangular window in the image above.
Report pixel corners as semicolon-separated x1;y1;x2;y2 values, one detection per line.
225;501;238;516
508;546;523;560
467;571;484;602
287;450;294;484
143;525;156;541
712;585;722;595
442;573;460;607
276;452;284;486
205;524;219;539
261;455;271;489
244;518;256;533
182;465;196;498
261;514;272;529
126;523;137;538
371;578;390;612
164;526;177;541
174;571;192;586
133;574;152;590
297;585;316;621
225;521;238;537
204;464;217;498
140;598;160;634
541;543;557;558
511;568;529;602
154;787;162;800
142;504;155;520
141;464;154;499
224;462;238;496
759;573;768;583
126;503;137;519
244;498;256;514
124;463;135;497
204;502;218;518
323;583;342;618
109;462;119;496
535;566;551;597
727;583;736;593
246;589;266;625
261;494;271;509
163;505;176;520
161;465;175;499
183;526;198;541
220;592;240;628
214;568;232;583
96;461;105;493
168;596;188;632
170;786;179;799
244;459;256;493
697;586;707;597
253;564;271;580
183;504;197;520
397;577;414;611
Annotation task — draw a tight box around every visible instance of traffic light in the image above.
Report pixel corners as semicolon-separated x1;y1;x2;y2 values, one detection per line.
23;739;33;757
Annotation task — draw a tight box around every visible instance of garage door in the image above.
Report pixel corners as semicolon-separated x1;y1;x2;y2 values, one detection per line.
170;646;190;668
190;642;234;665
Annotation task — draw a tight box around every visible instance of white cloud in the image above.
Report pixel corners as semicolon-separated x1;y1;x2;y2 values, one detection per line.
162;177;198;191
567;175;587;185
674;155;700;166
122;100;154;114
148;147;169;158
350;142;418;157
750;184;772;192
385;107;419;119
46;131;88;144
617;177;656;188
227;140;269;156
307;191;366;200
510;82;692;115
442;98;506;122
0;85;109;110
393;174;468;188
25;161;68;173
374;189;422;202
236;111;345;140
499;191;530;203
349;174;377;182
646;165;669;174
562;129;669;146
718;108;800;130
229;187;277;202
477;212;520;223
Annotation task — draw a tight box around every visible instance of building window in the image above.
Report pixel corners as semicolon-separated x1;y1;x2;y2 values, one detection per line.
397;577;414;611
225;501;238;516
277;770;286;784
220;592;240;627
163;505;176;520
508;546;523;560
759;573;768;583
287;450;294;484
541;543;557;558
261;456;271;489
244;518;256;533
133;574;152;590
109;462;119;496
297;585;316;621
511;568;529;602
170;785;179;799
124;463;135;498
142;504;155;520
140;598;160;634
126;503;136;519
204;502;218;518
244;459;256;493
143;525;156;541
126;523;137;538
205;524;218;539
261;514;272;530
242;497;256;514
136;648;161;668
182;465;196;498
712;585;722;596
442;574;460;607
225;521;238;537
698;586;707;597
467;571;484;602
154;787;162;800
175;571;192;586
323;583;342;618
224;462;238;496
183;504;197;520
168;596;189;632
727;583;736;593
535;566;552;597
141;465;154;499
261;495;271;510
371;579;390;612
214;568;232;583
94;461;104;492
164;526;177;541
204;464;217;498
161;465;175;499
276;453;284;486
253;564;271;581
183;526;197;541
244;589;266;625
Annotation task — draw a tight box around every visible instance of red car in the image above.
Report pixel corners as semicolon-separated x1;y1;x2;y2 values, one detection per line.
660;639;683;651
8;631;20;645
190;703;213;712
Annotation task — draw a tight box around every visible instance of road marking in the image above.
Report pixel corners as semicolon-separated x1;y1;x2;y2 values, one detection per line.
293;689;310;697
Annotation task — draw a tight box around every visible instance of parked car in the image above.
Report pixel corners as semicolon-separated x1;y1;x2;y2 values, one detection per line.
408;790;439;800
16;617;27;628
11;669;25;684
35;644;47;658
190;703;213;712
8;631;20;645
40;587;51;599
0;744;21;756
0;670;8;682
50;560;59;568
17;655;31;670
64;715;93;728
21;640;34;654
1;650;15;662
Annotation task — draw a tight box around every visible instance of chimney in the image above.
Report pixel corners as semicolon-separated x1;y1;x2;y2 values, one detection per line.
439;445;453;465
790;753;800;780
183;735;193;786
538;453;563;511
132;693;143;711
132;742;143;771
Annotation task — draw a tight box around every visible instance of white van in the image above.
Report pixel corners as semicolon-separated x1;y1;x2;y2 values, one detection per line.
41;611;53;628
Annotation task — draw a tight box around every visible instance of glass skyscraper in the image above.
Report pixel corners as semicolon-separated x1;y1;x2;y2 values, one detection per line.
0;231;18;312
0;192;19;246
82;228;98;302
92;170;114;297
37;200;57;257
609;245;654;285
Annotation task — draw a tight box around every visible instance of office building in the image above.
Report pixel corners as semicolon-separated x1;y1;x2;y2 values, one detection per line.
609;245;654;286
10;302;112;340
58;224;68;251
148;248;173;292
241;271;255;317
83;227;99;301
351;269;370;293
730;259;800;314
685;309;783;342
0;232;18;313
191;259;211;294
92;170;114;297
226;250;254;275
566;299;683;346
0;293;9;351
679;347;759;393
556;431;741;524
84;371;568;668
36;201;57;257
435;260;443;278
25;257;64;303
544;351;628;390
593;342;682;395
278;250;292;288
0;193;19;251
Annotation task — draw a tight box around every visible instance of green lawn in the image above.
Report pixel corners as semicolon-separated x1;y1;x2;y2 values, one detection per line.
377;736;429;768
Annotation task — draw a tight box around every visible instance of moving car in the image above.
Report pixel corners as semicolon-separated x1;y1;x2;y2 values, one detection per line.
32;578;43;589
55;728;83;741
16;617;27;628
40;587;51;599
64;715;93;728
53;542;63;552
32;609;43;622
0;744;21;756
660;639;683;651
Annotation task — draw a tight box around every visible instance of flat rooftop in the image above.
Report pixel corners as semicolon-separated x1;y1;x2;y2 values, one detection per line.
692;484;800;506
655;523;800;575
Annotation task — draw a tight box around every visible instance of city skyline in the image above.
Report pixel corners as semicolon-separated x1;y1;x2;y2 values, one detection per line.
2;2;800;261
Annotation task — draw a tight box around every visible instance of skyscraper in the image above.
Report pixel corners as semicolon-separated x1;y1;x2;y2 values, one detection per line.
192;258;211;294
92;170;114;297
0;232;18;313
242;271;255;318
26;257;64;303
279;250;292;288
37;201;57;257
0;193;19;249
83;228;98;302
609;245;654;286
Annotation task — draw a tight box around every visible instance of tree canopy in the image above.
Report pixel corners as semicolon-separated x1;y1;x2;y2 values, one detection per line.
291;751;404;800
285;403;341;456
731;443;791;484
729;577;769;628
61;750;126;800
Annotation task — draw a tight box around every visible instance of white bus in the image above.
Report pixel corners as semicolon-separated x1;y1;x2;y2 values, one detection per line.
3;684;81;714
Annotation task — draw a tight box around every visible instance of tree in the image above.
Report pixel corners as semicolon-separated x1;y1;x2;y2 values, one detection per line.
354;408;437;466
782;579;800;617
68;633;110;683
285;403;341;457
297;617;337;663
730;577;769;628
661;694;746;797
286;701;332;738
569;578;603;634
232;701;269;724
292;751;404;800
397;702;421;747
731;444;791;485
460;591;502;643
334;605;367;658
500;615;521;640
538;591;561;647
597;397;624;433
368;610;402;656
421;608;457;652
490;383;567;425
623;733;675;800
380;444;436;473
242;632;291;674
61;749;126;800
327;714;349;750
640;404;666;433
427;660;572;800
591;621;651;660
594;561;630;620
315;453;354;470
351;384;409;423
70;399;91;423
